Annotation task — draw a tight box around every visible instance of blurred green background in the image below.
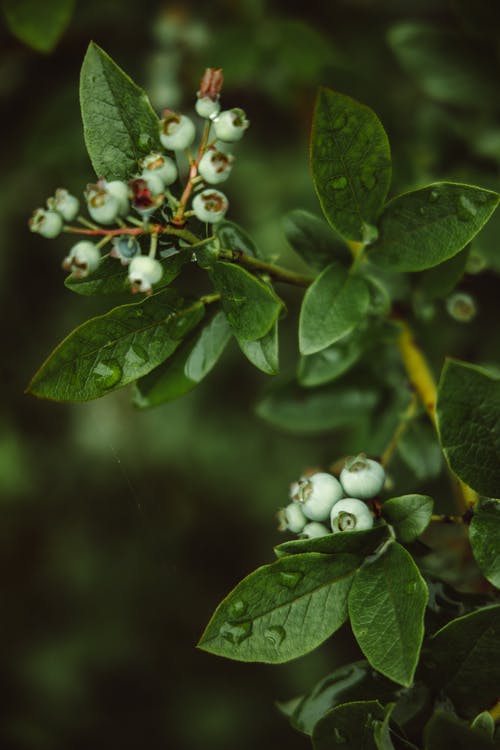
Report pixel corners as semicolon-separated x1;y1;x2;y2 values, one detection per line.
2;0;500;747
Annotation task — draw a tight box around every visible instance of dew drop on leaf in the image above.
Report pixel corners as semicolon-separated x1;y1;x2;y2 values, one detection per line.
419;206;426;216
360;170;377;190
228;599;248;618
333;728;349;744
456;195;478;222
428;189;440;203
333;113;347;130
330;176;348;190
264;625;286;647
166;314;192;340
219;619;252;645
124;344;148;366
406;581;418;594
278;571;303;589
92;360;122;389
138;132;153;150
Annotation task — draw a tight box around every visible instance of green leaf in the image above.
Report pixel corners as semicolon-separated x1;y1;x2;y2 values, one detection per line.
423;712;500;750
368;183;499;272
299;263;370;355
256;380;378;434
216;220;261;258
80;42;161;181
210;261;283;341
470;499;500;589
237;320;279;374
397;420;443;481
133;311;231;407
436;359;500;497
2;0;75;52
275;525;390;559
282;209;350;270
471;712;496;740
348;543;428;687
388;23;498;110
417;247;470;301
64;252;187;296
27;290;204;402
312;700;385;750
428;604;500;717
381;495;434;543
298;326;367;388
373;704;397;750
311;88;391;242
198;553;360;664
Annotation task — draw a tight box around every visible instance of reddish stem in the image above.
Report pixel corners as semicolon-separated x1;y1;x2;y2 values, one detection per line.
171;121;211;226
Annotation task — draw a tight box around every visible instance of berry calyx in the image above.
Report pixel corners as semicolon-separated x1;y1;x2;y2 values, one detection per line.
213;108;249;142
192;189;228;223
291;472;343;522
62;241;100;278
159;111;196;150
128;255;163;295
340;455;385;499
140;152;178;187
198;148;234;184
196;67;223;118
446;292;477;323
47;188;79;222
29;208;63;239
330;498;374;533
85;180;120;225
130;178;164;216
277;503;307;534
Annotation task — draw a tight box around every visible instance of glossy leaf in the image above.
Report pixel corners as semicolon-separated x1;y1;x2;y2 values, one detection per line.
65;252;187;296
299;263;370;355
381;495;434;543
256;380;378;434
417;247;470;301
210;261;283;341
397;420;442;481
428;604;500;717
282;209;350;270
3;0;75;52
312;700;385;750
368;183;499;272
423;712;500;750
311;88;391;242
216;220;261;258
437;359;500;497
275;525;390;559
27;290;204;402
470;499;500;589
198;553;360;664
348;543;428;686
133;311;231;408
80;42;161;181
237;320;279;374
298;326;367;387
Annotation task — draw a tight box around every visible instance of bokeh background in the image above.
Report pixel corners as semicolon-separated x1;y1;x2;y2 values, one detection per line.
1;0;500;748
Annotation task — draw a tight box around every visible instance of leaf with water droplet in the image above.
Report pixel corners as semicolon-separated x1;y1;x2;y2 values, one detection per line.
381;494;434;543
312;700;385;749
311;88;392;241
27;289;205;402
80;42;161;180
219;619;252;645
198;552;361;664
228;599;248;618
369;182;499;272
469;499;500;589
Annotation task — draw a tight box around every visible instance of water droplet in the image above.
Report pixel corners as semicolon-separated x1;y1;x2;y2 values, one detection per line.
124;344;148;366
138;132;153;150
428;189;440;203
264;625;286;647
278;571;303;589
333;728;349;744
332;113;347;130
330;176;347;190
361;222;379;245
419;206;426;216
360;170;376;190
219;619;252;645
228;599;248;618
457;195;477;222
166;314;192;340
407;581;418;594
92;360;122;389
356;628;368;638
134;308;144;317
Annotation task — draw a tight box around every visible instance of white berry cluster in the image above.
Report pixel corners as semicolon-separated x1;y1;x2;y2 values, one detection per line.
28;68;249;296
277;454;386;539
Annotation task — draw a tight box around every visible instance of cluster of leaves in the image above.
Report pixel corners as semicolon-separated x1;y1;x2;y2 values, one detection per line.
26;44;500;749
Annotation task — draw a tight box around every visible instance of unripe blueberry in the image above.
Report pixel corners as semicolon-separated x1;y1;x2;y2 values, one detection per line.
128;255;163;295
277;503;307;534
192;189;228;223
110;236;141;266
138;171;165;196
340;455;385;499
446;292;477;323
47;188;80;222
29;208;63;239
62;241;100;278
85;182;120;225
140;152;178;186
301;522;330;539
213;108;249;142
330;498;374;533
291;472;343;522
159;111;196;150
195;96;221;119
198;148;234;184
106;180;130;217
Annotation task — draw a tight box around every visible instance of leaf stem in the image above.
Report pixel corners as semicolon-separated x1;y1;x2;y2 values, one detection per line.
219;249;314;288
172;120;211;226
